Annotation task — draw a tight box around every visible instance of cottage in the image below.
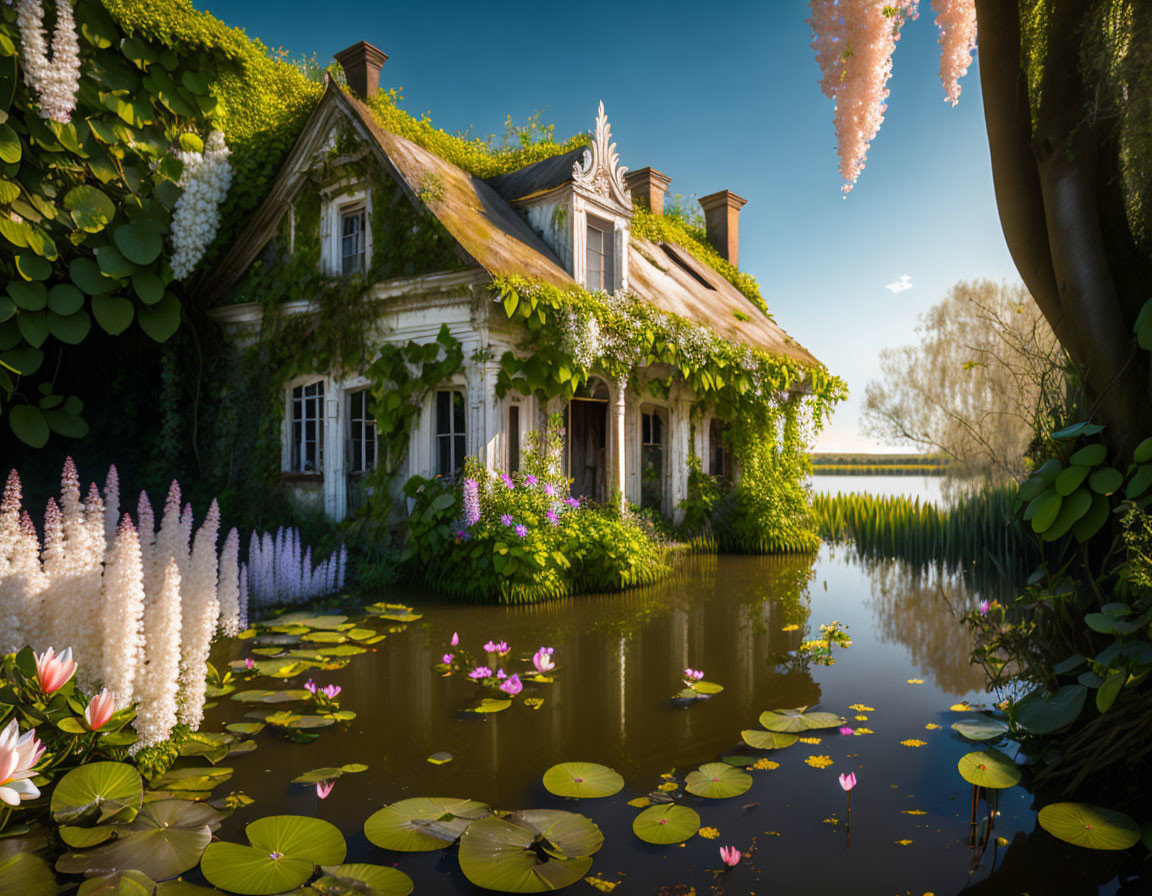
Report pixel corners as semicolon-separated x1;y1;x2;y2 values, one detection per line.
206;41;826;525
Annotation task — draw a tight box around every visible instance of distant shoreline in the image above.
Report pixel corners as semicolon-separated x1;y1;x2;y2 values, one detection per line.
809;453;949;476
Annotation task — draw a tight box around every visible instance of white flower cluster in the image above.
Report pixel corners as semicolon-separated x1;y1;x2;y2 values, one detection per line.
15;0;81;124
245;527;346;610
169;130;233;280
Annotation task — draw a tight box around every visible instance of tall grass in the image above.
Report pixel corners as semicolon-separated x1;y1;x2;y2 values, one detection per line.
812;487;1036;582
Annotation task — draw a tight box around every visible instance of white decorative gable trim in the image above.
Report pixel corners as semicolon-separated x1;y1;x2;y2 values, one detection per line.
572;102;632;211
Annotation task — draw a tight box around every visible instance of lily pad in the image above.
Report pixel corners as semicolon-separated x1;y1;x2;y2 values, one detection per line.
759;706;846;732
458;810;601;893
301;631;348;644
261;712;335;730
76;871;155;896
632;804;700;845
1014;685;1086;735
51;762;143;824
684;762;752;799
272;613;348;630
200;815;346;896
542;762;624;799
55;799;224;880
951;717;1010;742
364;797;490;852
689;680;724;695
957;749;1021;789
468;698;512;714
427;752;453;765
225;722;265;736
292;764;368;784
0;852;56;896
148;766;233;793
231;689;312;704
741;730;799;750
311;864;413;896
1037;802;1140;850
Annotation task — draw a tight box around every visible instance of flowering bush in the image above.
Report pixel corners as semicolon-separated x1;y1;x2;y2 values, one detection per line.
15;0;80;124
170;130;234;279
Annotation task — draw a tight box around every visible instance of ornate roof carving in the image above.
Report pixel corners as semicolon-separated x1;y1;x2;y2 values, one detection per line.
572;102;632;209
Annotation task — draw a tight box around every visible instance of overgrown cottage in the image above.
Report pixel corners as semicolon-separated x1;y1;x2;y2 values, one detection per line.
206;41;830;525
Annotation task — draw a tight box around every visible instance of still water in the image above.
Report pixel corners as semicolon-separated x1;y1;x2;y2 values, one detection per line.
201;544;1140;895
811;473;947;505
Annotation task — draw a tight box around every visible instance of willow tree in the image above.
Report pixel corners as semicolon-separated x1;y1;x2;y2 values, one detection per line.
810;0;1152;458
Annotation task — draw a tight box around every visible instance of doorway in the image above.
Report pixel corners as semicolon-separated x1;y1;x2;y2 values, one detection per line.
567;378;609;503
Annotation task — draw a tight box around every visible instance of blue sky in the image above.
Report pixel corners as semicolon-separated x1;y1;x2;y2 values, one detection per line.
207;0;1019;452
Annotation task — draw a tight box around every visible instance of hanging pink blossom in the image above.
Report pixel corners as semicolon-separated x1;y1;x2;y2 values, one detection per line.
933;0;977;105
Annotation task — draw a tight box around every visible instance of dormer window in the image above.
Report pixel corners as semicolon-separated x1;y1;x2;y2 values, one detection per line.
341;204;366;274
585;215;614;292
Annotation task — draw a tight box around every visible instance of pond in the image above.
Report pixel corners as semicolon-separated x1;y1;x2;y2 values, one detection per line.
196;544;1139;895
811;472;948;505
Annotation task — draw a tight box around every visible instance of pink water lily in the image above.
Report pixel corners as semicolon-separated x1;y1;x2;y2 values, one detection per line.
244;658;255;670
316;779;335;799
84;687;116;731
839;726;854;736
500;674;523;696
484;640;509;655
683;668;705;682
532;647;555;674
321;684;341;700
839;772;857;792
450;632;459;647
442;653;454;665
469;666;492;680
719;845;741;868
0;719;45;806
34;646;76;694
303;679;317;694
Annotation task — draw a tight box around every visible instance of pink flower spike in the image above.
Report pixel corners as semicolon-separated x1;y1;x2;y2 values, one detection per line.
500;674;523;696
84;688;116;731
450;632;459;647
316;779;335;799
839;726;854;736
303;679;317;694
719;845;741;868
34;647;76;695
839;772;857;792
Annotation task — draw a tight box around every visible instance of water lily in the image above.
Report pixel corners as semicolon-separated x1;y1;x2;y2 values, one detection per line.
979;600;990;616
451;632;459;647
316;779;335;799
500;674;523;696
469;666;492;680
303;679;317;694
34;646;76;694
496;669;507;680
321;684;341;700
500;514;514;526
84;687;116;731
484;640;509;655
839;726;854;736
839;772;857;792
442;653;454;665
532;647;555;674
719;845;741;867
683;668;705;682
515;524;528;538
0;719;45;806
244;658;255;670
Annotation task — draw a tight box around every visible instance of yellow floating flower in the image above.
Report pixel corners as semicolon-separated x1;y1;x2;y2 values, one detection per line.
753;758;779;770
798;736;822;744
849;704;875;712
627;797;651;808
698;826;720;839
805;754;834;769
854;714;869;721
901;809;927;815
895;839;914;846
854;727;873;735
586;877;619;892
949;702;971;711
658;781;678;792
782;624;800;632
924;723;941;730
907;679;924;685
900;739;928;748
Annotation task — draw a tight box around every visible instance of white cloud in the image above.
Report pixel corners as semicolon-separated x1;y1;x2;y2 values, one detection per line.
885;274;913;294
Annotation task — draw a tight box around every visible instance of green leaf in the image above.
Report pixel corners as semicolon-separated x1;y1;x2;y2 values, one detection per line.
459;812;600;893
96;244;137;279
1042;488;1092;541
17;309;50;348
70;257;118;295
1014;684;1087;735
542;762;624;799
312;864;413;896
177;132;203;153
1095;672;1124;713
1054;465;1089;496
1052;421;1104;440
1126;464;1152;500
631;804;700;845
51;762;143;824
64;185;116;233
1031;491;1063;533
92;295;135;335
8;281;46;311
684;762;752;799
1072;493;1111;543
75;871;155;896
131;272;165;305
1088;467;1122;495
47;283;84;315
113;223;162;265
1134;436;1152;464
15;254;51;281
1037;803;1140;850
9;405;49;448
364;797;490;852
0;123;20;163
951;716;1009;742
0;853;56;896
759;706;845;732
201;815;346;895
957;749;1021;789
740;729;799;750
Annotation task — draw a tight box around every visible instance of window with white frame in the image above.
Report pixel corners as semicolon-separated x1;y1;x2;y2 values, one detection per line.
641;408;666;510
340;204;366;274
709;417;731;482
585;215;614;292
346;389;377;474
289;381;324;473
435;389;466;479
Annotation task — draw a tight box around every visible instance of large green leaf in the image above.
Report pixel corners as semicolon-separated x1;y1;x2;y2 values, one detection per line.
9;404;49;448
75;870;155;896
0;123;20;163
70;257;118;295
741;729;799;750
148;766;233;793
542;762;624;799
312;864;413;896
631;804;700;845
1037;803;1140;850
92;294;135;335
65;185;116;233
458;811;601;893
0;852;56;896
957;749;1021;789
684;762;752;799
951;716;1009;742
759;706;845;732
51;761;143;824
200;815;346;896
291;763;368;784
113;223;162;265
232;689;312;704
364;797;490;852
1014;685;1086;735
137;293;181;342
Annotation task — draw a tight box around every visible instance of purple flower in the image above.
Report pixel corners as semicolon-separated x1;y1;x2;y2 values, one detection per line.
564;497;580;509
303;679;317;694
544;483;557;497
515;524;528;538
525;475;538;486
496;668;506;680
500;514;514;526
483;640;498;653
463;478;481;527
683;668;705;682
979;600;990;616
532;647;555;673
244;658;255;670
502;474;515;489
546;510;559;526
469;666;492;680
839;726;854;736
500;674;523;696
451;632;459;646
453;528;470;542
321;684;341;699
442;653;454;665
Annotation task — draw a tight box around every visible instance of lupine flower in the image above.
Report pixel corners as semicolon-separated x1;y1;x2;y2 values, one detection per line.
303;679;317;694
532;647;555;674
515;524;528;538
451;632;459;647
719;846;741;867
442;653;454;665
316;779;335;799
34;646;76;694
502;474;515;489
564;497;580;509
525;475;538;486
683;668;705;682
462;478;481;527
469;666;492;680
839;726;854;736
84;688;116;731
544;484;557;497
321;684;341;700
0;719;45;806
500;514;514;526
979;600;990;616
838;772;857;792
245;657;255;670
500;674;523;696
546;510;559;526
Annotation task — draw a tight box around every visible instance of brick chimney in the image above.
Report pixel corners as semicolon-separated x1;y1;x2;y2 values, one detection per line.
698;190;748;266
624;167;672;215
334;41;389;100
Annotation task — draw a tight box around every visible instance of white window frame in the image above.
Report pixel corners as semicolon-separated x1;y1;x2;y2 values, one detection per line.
639;403;669;512
285;378;326;474
434;388;467;480
339;203;367;275
320;184;372;275
346;387;378;474
584;214;615;292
